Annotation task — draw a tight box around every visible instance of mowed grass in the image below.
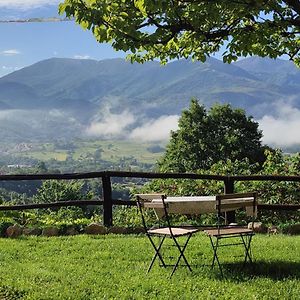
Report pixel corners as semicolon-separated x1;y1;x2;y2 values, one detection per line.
0;233;299;299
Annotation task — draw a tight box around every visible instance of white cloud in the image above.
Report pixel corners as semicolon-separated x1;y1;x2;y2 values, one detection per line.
73;55;92;60
2;65;19;70
1;49;20;56
258;103;300;147
130;115;179;142
0;65;20;76
0;0;60;9
49;109;65;118
86;110;135;138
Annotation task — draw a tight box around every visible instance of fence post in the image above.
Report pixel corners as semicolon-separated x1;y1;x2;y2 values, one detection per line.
102;173;113;227
224;176;235;223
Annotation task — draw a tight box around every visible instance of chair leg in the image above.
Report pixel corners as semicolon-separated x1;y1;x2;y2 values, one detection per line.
240;234;253;265
147;235;166;273
209;236;223;277
170;234;193;278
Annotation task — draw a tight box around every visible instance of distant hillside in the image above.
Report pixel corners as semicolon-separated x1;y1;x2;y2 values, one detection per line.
0;56;299;142
234;57;300;91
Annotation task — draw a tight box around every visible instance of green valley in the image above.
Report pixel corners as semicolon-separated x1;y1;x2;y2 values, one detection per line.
0;139;166;173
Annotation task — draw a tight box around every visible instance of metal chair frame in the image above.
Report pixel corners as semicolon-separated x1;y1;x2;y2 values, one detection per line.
205;192;257;276
136;194;198;278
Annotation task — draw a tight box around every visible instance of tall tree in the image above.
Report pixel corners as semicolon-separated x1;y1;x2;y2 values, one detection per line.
158;99;267;172
60;0;300;65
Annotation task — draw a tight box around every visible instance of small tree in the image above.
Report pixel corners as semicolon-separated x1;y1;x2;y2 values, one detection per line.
33;180;87;204
158;99;267;172
33;180;95;219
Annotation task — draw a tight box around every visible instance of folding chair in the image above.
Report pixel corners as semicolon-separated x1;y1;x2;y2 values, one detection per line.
204;192;257;276
136;194;199;278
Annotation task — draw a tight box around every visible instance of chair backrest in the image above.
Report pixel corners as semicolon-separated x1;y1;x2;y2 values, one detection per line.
215;192;257;228
136;194;168;231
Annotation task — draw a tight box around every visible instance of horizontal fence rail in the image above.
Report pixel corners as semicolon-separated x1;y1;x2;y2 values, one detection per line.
2;171;300;181
0;200;103;211
0;171;299;226
257;204;300;211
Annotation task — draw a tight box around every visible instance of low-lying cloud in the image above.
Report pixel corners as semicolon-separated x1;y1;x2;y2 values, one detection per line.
86;110;135;138
5;103;300;147
85;102;300;146
85;110;179;142
129;115;179;142
73;55;91;60
258;103;300;147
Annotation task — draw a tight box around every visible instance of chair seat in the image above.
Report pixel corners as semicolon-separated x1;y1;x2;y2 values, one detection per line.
148;227;199;237
204;226;254;237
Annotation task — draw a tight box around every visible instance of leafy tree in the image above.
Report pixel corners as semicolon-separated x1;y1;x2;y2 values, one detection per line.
158;99;267;172
59;0;300;65
33;180;96;219
33;180;92;203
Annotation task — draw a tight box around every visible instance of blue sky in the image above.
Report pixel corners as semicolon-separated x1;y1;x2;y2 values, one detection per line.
0;1;126;77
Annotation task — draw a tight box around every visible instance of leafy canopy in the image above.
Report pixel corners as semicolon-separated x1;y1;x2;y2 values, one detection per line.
158;99;267;172
33;180;91;203
59;0;300;65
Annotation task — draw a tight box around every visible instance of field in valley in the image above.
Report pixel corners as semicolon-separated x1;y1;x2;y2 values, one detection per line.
0;139;165;165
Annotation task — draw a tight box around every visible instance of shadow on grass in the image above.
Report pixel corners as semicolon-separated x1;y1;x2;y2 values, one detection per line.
0;285;26;299
216;260;300;281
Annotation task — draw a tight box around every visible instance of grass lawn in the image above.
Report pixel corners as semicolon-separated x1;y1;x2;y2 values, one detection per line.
0;233;299;299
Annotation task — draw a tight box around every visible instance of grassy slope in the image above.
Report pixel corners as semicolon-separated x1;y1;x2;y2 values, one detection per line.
12;140;164;164
0;234;299;299
73;140;164;163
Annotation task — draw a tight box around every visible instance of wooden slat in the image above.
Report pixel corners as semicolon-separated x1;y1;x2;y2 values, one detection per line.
216;192;256;200
204;227;253;236
148;227;198;236
144;202;165;209
218;201;254;210
135;193;165;200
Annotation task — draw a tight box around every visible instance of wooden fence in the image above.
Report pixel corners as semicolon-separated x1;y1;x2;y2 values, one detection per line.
0;171;299;226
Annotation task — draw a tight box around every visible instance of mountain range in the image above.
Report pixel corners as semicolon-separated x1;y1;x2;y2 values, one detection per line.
0;56;299;142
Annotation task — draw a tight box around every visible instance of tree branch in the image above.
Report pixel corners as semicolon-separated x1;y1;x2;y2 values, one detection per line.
284;0;300;15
